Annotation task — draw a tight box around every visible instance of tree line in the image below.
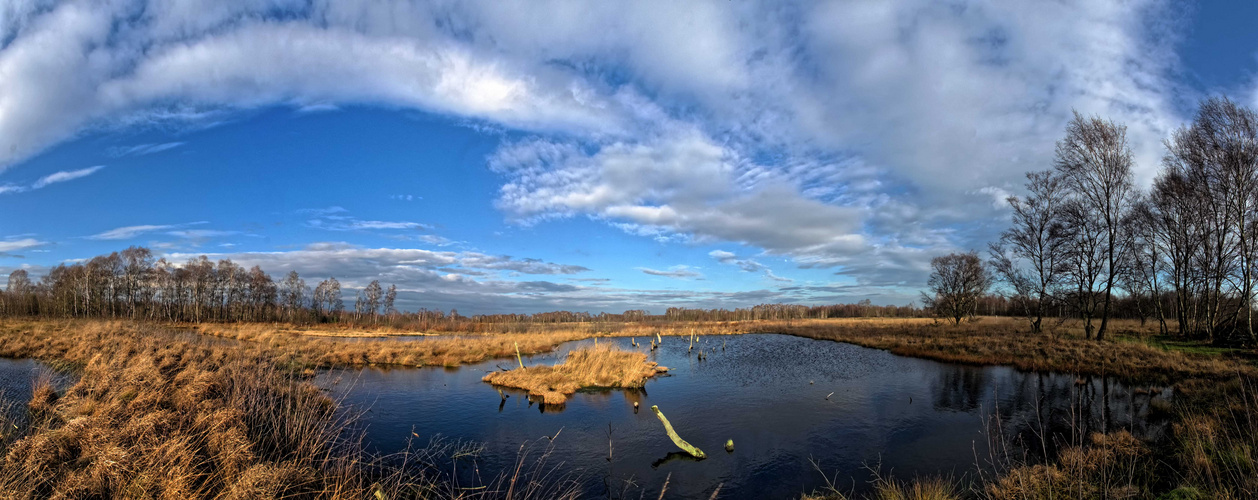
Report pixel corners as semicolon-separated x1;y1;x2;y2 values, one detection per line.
927;97;1258;346
0;247;398;324
0;246;933;327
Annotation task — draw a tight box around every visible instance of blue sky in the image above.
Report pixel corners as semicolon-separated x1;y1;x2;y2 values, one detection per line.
2;0;1257;314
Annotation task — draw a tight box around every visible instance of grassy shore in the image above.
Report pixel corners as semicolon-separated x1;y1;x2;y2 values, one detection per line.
750;317;1258;499
751;316;1258;384
0;319;580;499
482;345;666;404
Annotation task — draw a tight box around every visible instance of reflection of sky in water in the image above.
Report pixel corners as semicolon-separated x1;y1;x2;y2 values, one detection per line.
0;358;74;432
320;334;1171;499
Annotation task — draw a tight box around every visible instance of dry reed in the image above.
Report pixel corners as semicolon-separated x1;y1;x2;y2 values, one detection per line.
0;319;581;499
482;345;666;405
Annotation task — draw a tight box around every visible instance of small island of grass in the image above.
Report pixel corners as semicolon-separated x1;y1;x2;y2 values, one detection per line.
483;345;667;404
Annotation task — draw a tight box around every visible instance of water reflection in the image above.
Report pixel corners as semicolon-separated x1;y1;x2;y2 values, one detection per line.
320;334;1170;499
0;358;74;438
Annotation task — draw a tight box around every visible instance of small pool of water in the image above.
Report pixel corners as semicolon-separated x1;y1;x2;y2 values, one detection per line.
0;358;72;431
320;334;1170;499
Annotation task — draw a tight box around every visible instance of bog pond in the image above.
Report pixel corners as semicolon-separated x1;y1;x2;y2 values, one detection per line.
322;333;1167;499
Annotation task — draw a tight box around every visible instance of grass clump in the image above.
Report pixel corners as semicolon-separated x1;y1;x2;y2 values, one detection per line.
482;345;666;405
802;476;959;500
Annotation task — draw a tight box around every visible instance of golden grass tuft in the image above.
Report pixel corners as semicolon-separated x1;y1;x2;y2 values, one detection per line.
985;431;1148;499
482;345;666;405
802;476;959;500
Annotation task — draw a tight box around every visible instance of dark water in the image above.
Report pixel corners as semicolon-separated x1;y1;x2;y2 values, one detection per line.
0;358;71;431
320;334;1170;499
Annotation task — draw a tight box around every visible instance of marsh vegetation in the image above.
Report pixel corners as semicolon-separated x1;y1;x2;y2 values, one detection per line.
482;345;666;405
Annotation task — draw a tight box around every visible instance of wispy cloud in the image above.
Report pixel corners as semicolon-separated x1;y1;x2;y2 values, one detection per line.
709;250;765;272
88;221;208;240
711;249;794;283
300;206;432;232
107;142;185;158
638;265;703;280
0;166;106;194
32;165;106;189
165;229;240;239
765;269;793;283
0;238;47;255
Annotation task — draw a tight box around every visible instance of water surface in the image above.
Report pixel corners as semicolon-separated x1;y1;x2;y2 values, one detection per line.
321;334;1169;499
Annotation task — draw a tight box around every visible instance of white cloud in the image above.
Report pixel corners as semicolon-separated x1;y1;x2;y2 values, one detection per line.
765;269;793;283
0;238;46;253
637;265;703;280
300;206;436;233
108;142;185;157
31;165;106;189
491;131;868;258
165;229;240;239
88;224;179;240
0;165;106;194
87;221;208;240
708;249;764;272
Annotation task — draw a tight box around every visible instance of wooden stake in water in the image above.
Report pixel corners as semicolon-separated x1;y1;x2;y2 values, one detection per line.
514;342;524;369
651;405;706;459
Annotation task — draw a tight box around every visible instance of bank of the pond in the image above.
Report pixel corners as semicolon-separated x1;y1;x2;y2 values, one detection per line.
753;318;1258;384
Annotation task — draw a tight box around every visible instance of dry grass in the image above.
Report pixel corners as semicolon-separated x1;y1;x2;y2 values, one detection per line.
984;431;1148;499
802;476;960;500
482;345;666;405
0;319;581;499
752;316;1258;384
190;322;591;369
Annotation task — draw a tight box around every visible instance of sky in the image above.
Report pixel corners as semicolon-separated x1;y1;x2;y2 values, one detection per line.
2;0;1258;314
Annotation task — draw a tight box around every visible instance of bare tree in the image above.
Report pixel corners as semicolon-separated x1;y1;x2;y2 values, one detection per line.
1054;111;1138;341
354;280;384;321
6;269;31;294
1157;97;1258;343
279;271;306;322
922;252;991;325
384;284;397;316
3;270;34;315
1124;199;1170;335
990;170;1069;333
313;277;343;319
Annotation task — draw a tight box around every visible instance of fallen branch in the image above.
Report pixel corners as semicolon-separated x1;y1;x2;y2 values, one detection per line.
651;405;706;459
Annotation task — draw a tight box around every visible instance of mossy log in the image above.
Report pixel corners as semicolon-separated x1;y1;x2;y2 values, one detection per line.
650;405;706;459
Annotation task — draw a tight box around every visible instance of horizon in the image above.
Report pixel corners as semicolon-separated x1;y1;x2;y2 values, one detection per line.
4;1;1258;315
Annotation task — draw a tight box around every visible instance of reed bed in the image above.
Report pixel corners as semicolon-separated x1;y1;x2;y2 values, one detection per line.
752;316;1258;384
0;319;580;499
482;345;666;405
